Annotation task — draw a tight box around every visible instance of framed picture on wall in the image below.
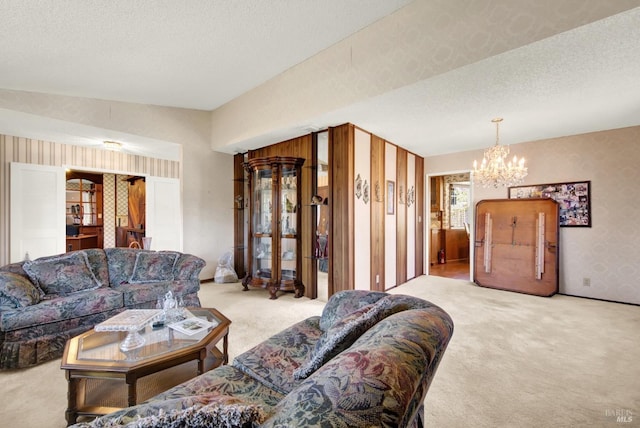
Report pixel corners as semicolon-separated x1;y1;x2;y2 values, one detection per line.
387;180;395;215
508;180;591;227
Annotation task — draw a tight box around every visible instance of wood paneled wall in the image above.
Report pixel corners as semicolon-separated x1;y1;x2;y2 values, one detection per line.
415;156;425;276
330;125;424;292
396;147;408;285
370;135;386;291
237;123;424;299
329;125;354;294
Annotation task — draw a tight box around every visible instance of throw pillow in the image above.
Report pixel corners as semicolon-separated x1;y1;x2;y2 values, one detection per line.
70;402;265;428
22;251;101;296
294;296;393;379
0;272;41;308
318;290;388;331
129;251;178;284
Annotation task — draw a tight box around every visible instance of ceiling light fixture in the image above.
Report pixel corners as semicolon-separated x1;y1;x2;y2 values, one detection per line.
103;140;122;151
472;118;527;188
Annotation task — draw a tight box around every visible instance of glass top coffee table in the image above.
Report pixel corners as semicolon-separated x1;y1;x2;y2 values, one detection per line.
61;307;230;425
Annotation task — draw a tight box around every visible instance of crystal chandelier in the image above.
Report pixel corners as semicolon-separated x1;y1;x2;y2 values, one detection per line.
472;118;527;188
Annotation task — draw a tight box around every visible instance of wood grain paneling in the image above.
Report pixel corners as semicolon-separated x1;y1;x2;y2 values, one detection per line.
370;135;385;291
396;146;407;285
415;156;424;275
444;229;470;261
329;124;354;293
127;179;145;231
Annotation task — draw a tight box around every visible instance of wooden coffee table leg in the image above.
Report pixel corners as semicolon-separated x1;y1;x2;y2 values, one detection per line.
197;349;205;375
127;379;137;407
223;333;229;365
65;371;79;426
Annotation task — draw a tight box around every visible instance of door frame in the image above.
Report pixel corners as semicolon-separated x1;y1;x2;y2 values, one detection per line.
426;169;474;282
63;165;183;252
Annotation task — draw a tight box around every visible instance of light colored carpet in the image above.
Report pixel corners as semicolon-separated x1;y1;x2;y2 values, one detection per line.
1;276;638;427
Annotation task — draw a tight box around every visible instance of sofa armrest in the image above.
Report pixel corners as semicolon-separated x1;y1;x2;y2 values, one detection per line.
173;254;206;280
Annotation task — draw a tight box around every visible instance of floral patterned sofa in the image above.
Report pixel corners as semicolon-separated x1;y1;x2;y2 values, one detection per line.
71;290;454;428
0;248;205;370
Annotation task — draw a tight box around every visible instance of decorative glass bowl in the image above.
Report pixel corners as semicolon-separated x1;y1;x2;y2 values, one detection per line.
94;309;163;352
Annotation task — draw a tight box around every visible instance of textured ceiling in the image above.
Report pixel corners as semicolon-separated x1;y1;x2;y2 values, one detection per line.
0;0;410;110
0;1;639;160
320;6;640;157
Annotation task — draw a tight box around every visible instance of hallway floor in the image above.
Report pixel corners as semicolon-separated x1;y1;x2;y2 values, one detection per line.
429;259;470;281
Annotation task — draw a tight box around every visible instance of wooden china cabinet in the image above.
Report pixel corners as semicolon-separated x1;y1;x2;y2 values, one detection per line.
242;156;305;299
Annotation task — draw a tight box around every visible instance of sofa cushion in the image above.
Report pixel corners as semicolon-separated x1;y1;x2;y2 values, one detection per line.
294;297;393;380
318;290;387;331
0;288;123;332
0;272;41;309
173;253;207;280
129;251;179;284
23;251;102;296
233;317;323;395
105;248;140;286
83;248;110;288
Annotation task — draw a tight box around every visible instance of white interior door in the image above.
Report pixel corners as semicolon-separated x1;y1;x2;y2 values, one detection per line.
10;162;65;262
145;176;182;251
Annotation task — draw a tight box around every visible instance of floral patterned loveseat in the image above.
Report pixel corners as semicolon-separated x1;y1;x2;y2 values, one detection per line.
0;248;205;370
71;290;454;428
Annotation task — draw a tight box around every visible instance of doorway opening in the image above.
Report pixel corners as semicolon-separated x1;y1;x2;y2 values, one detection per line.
65;170;146;251
429;173;471;280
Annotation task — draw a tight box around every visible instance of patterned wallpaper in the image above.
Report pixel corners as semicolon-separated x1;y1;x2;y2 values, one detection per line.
102;174;116;248
425;126;640;305
116;175;130;225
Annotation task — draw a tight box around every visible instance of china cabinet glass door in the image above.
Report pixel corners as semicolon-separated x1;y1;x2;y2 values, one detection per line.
252;168;273;281
279;166;297;282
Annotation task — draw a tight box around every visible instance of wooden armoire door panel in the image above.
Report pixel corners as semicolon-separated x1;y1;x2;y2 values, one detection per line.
474;198;559;296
